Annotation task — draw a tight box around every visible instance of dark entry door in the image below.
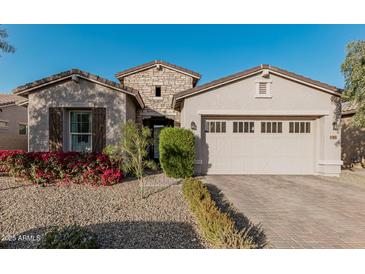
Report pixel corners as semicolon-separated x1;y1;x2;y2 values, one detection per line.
143;116;174;160
153;125;164;159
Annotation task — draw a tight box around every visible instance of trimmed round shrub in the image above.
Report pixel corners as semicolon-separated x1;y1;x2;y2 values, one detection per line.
159;127;195;178
38;225;98;249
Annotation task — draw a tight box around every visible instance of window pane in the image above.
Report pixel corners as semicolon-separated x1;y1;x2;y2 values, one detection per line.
210;122;215;133
261;122;265;133
278;122;282;133
300;122;305;133
266;122;270;133
81;113;90;123
222;122;226;133
250;122;255;133
272;122;277;133
289;122;293;133
244;122;248;133
306;122;311;133
233;122;237;133
295;122;299;133
71;134;91;152
216;122;221;133
239;122;243;133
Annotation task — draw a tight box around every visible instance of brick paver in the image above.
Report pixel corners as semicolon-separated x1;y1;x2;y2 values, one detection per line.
204;173;365;248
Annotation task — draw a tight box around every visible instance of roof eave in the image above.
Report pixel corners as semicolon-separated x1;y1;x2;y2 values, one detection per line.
115;61;201;80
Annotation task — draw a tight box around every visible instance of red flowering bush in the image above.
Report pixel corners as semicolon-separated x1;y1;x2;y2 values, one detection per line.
0;150;123;186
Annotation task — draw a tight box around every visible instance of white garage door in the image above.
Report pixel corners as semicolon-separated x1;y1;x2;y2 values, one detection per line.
203;118;316;174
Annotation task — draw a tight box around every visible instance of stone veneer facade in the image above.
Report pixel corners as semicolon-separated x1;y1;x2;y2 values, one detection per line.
120;66;195;125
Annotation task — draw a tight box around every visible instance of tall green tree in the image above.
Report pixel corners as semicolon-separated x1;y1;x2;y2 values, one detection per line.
0;26;15;56
341;40;365;127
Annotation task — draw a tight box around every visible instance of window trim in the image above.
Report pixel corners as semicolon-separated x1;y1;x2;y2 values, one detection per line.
69;110;92;152
255;79;272;98
0;119;9;129
18;122;27;135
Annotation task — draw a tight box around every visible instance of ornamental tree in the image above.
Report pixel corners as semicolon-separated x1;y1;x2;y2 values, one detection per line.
105;120;156;198
341;40;365;127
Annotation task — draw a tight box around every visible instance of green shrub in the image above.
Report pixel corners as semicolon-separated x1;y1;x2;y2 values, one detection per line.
159;127;195;178
183;178;267;249
38;225;98;249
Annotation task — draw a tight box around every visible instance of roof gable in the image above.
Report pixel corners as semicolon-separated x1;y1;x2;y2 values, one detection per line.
173;64;341;109
0;94;27;107
12;69;144;108
115;60;201;83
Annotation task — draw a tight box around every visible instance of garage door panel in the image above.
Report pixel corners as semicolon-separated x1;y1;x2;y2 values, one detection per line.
204;118;315;175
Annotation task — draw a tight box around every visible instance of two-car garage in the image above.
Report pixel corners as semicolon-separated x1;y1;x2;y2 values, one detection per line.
202;117;316;175
173;64;342;176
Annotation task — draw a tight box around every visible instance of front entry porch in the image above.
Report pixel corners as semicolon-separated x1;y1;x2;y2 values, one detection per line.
142;116;174;160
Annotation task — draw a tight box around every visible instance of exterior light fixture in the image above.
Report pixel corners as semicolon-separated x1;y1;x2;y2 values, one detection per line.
191;121;197;130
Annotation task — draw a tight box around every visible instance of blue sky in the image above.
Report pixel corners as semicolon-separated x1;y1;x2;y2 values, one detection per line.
1;24;365;93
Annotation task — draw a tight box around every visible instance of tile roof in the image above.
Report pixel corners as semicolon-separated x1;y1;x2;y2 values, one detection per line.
0;94;27;106
12;69;144;108
173;64;342;108
115;60;201;80
342;101;358;115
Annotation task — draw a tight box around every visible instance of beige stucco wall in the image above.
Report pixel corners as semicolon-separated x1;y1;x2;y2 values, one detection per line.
180;72;342;176
122;66;194;123
27;78;127;152
341;114;365;168
126;94;137;122
0;104;28;151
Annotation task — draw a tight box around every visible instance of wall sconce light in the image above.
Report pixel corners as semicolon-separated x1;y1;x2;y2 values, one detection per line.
191;121;197;131
332;122;338;131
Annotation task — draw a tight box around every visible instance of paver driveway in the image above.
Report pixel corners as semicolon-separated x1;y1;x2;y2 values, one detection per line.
204;173;365;248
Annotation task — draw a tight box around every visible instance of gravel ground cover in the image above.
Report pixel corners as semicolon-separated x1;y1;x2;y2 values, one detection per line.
0;173;208;249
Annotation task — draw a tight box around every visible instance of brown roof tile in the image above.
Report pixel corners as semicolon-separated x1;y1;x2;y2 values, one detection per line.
342;101;358;115
115;60;201;80
0;94;27;106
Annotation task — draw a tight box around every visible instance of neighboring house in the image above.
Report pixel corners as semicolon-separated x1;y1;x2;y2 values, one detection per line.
0;94;28;150
341;102;365;168
12;61;342;176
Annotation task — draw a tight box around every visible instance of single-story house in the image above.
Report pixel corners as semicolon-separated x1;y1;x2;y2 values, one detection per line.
12;61;342;176
341;102;365;168
0;94;28;150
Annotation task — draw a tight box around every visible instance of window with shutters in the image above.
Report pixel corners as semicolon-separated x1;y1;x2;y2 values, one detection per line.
205;121;226;133
69;111;92;152
255;79;272;98
289;121;311;133
233;121;255;133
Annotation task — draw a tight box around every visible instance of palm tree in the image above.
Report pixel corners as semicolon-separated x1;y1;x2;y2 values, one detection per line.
0;26;15;56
